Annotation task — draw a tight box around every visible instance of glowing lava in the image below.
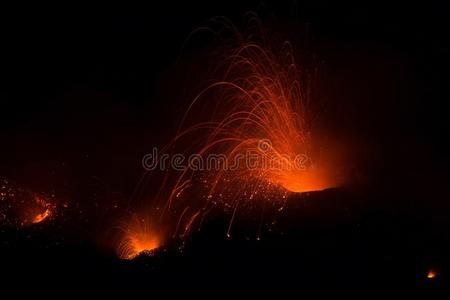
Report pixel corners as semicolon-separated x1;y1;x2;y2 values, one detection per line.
165;25;341;211
28;195;55;225
1;178;56;227
427;269;437;279
32;208;51;224
276;167;339;193
117;216;161;260
137;20;346;240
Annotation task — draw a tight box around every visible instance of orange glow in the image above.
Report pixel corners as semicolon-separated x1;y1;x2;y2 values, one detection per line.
276;168;338;193
32;208;51;224
117;216;161;260
427;270;437;279
167;38;342;200
163;34;342;232
137;23;347;240
27;195;55;225
0;178;56;227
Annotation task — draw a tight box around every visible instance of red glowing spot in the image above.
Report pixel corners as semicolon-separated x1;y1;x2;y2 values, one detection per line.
273;167;339;193
28;195;55;225
32;208;51;224
427;269;437;279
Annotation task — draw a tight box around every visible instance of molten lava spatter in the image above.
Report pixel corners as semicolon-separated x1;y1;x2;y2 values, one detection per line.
32;208;51;224
117;216;161;260
130;20;345;242
158;24;341;236
1;178;56;227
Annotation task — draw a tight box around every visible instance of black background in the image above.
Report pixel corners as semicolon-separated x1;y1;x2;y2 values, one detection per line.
0;1;449;297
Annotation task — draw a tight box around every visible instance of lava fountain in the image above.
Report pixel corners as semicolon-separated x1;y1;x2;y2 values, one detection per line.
164;22;342;211
134;19;345;242
116;214;162;260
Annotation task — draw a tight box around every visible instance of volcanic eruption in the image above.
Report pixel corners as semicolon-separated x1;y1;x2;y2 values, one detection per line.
121;19;346;251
